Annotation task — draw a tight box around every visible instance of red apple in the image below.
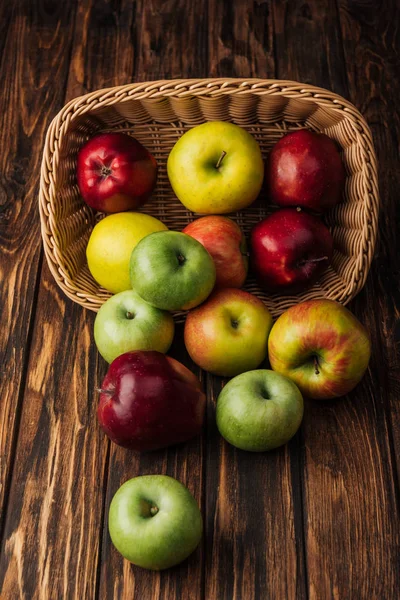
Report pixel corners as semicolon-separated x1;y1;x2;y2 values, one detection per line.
250;208;333;293
183;216;248;288
77;132;157;213
267;130;345;212
97;351;206;451
268;299;371;399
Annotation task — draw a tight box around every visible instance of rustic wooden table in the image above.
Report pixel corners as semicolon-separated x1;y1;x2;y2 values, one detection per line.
1;1;399;599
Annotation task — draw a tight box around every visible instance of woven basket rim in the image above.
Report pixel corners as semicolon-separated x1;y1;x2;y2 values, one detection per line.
39;78;379;314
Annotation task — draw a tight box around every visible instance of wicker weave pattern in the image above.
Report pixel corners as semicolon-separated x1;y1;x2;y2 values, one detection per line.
39;79;379;320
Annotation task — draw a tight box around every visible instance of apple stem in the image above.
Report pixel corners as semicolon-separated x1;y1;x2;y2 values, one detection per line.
150;506;159;516
296;206;302;212
215;150;227;169
313;356;320;375
97;388;113;396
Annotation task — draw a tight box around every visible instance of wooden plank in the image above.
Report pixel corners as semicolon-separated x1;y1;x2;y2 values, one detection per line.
0;0;137;598
0;0;77;545
98;2;209;597
204;4;307;600
272;1;400;597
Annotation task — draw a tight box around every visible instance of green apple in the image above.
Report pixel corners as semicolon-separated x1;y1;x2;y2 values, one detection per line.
216;370;304;451
268;299;371;399
167;121;264;214
184;288;273;377
86;212;167;294
94;290;174;363
130;231;216;311
108;475;203;570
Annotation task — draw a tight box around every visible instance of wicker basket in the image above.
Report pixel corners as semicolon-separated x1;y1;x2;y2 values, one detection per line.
39;79;379;320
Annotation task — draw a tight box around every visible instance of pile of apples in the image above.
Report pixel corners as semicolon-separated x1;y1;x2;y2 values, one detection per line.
75;123;371;571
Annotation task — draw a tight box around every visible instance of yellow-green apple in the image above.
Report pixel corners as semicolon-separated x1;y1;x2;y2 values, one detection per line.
86;212;167;293
268;299;371;399
77;132;157;213
130;231;216;311
108;475;203;570
216;370;304;451
97;351;206;451
184;288;273;377
167;121;264;214
94;290;174;363
183;216;248;288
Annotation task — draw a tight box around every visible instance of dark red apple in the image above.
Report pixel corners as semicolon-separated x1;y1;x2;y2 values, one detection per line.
77;132;157;213
250;208;333;293
97;351;206;451
267;130;345;212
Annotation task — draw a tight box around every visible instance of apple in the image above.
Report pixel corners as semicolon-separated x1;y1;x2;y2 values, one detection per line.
268;299;371;399
97;350;206;451
86;212;167;294
77;132;157;213
109;475;203;570
250;208;333;293
216;370;304;451
184;288;273;377
183;216;248;288
94;290;174;363
130;231;216;311
266;129;345;212
167;121;264;214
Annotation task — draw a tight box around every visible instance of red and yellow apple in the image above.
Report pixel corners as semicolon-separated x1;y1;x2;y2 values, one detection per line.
268;299;371;399
184;288;273;377
183;216;248;288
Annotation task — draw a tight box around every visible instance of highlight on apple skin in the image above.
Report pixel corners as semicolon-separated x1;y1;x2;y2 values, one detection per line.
216;369;304;452
268;299;371;400
97;351;206;451
184;288;273;378
167;121;264;214
108;475;203;570
183;215;248;289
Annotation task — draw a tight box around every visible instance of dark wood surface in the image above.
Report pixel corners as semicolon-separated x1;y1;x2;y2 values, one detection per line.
0;1;399;598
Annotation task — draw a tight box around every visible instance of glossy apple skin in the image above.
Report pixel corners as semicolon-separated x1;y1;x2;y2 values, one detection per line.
167;121;264;214
250;208;333;293
216;370;304;451
77;132;157;212
130;231;216;311
184;288;273;377
268;299;371;399
183;216;248;288
94;290;174;364
97;351;206;451
109;475;203;570
267;130;345;212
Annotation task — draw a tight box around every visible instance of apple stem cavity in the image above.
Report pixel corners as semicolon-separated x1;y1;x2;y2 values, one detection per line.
100;165;112;177
126;311;135;320
215;150;227;169
177;253;186;266
150;506;159;516
313;356;320;375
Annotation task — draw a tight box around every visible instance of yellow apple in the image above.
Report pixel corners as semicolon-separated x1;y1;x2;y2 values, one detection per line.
86;212;167;293
167;122;264;214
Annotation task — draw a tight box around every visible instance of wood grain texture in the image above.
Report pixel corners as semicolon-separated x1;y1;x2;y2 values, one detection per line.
205;4;307;599
0;1;400;599
0;0;133;597
272;0;400;597
0;0;77;546
98;3;209;596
